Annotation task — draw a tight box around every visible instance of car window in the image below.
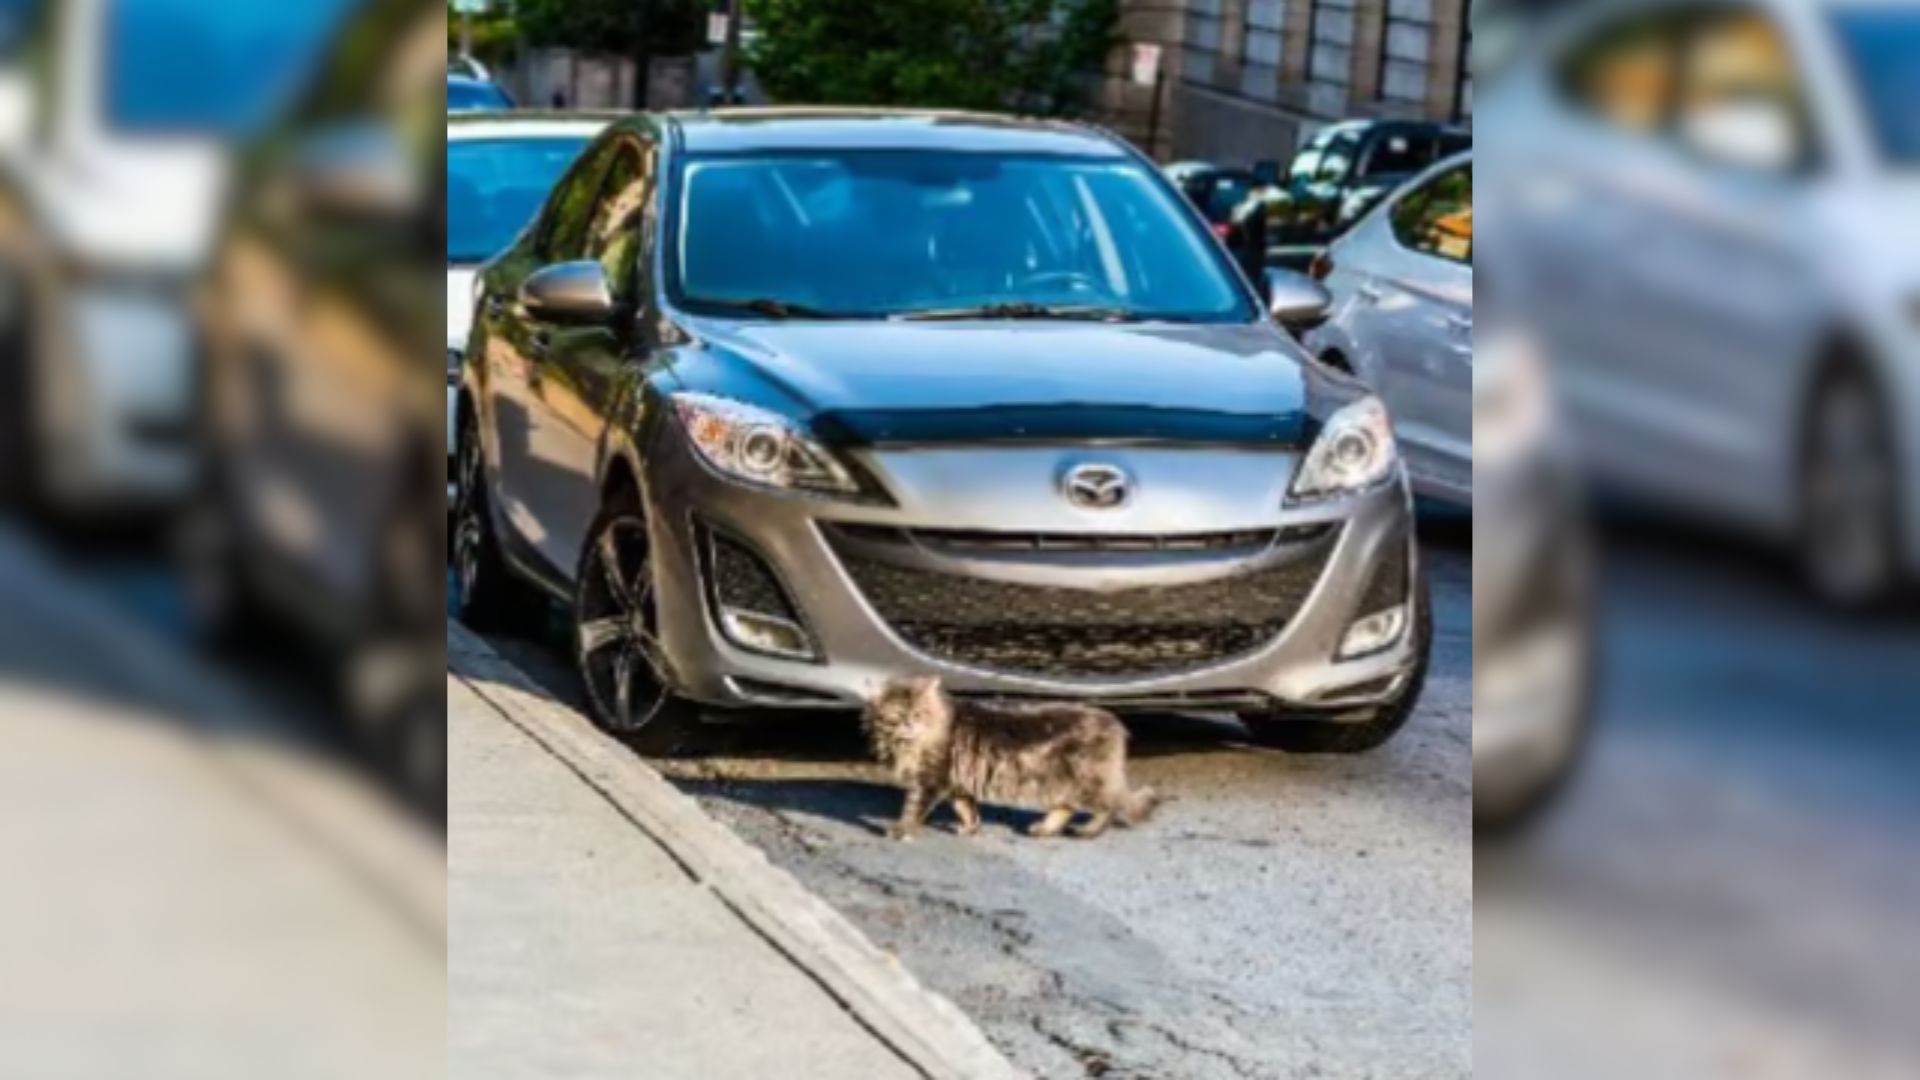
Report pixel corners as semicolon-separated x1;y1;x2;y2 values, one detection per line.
1361;130;1433;177
1316;133;1361;182
1558;10;1685;134
1390;164;1472;265
538;140;618;262
448;79;513;111
671;151;1255;322
585;138;657;306
1672;8;1809;172
446;135;591;264
1829;7;1920;164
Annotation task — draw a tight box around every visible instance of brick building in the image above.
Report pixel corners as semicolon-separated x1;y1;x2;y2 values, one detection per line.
1094;0;1471;164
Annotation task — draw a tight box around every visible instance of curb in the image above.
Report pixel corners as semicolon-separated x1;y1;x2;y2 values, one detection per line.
448;619;1030;1080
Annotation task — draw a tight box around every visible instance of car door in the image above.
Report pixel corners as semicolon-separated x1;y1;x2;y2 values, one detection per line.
1369;162;1475;499
487;136;616;572
534;130;660;574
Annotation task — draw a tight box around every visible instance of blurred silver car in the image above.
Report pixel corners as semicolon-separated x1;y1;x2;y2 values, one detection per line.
1482;0;1920;605
1306;152;1473;509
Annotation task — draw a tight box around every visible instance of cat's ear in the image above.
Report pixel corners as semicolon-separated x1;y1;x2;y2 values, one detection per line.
910;676;943;709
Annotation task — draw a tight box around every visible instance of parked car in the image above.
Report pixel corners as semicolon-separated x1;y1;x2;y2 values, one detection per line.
1164;160;1267;282
448;53;489;80
448;112;610;495
1254;119;1471;269
1307;153;1473;508
1482;0;1920;605
185;0;446;814
454;110;1431;756
449;73;514;112
0;0;346;515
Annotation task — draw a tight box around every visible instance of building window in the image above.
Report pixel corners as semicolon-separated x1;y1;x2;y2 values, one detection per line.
1379;0;1434;107
1309;0;1356;89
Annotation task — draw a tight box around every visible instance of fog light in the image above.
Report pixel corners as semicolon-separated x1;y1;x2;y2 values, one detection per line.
1338;605;1407;660
719;608;815;660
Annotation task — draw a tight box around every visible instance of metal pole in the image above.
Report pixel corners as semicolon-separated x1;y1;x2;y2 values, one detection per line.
460;11;472;60
721;0;742;104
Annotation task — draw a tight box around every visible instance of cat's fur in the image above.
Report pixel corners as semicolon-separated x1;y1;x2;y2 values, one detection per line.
862;676;1160;840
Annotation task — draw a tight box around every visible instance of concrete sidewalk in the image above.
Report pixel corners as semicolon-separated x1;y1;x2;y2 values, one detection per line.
450;651;930;1080
0;525;444;1080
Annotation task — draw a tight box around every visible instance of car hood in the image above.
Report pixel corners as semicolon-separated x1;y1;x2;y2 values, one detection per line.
447;266;477;350
680;318;1320;446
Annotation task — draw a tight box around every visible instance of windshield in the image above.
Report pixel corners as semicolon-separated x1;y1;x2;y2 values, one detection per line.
1831;8;1920;164
448;136;590;265
107;0;353;137
449;79;514;112
670;151;1257;322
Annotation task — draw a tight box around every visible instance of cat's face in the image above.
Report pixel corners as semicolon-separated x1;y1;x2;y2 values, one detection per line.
864;676;944;752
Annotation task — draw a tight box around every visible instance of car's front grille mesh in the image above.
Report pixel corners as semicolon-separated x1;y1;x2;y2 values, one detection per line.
831;528;1339;679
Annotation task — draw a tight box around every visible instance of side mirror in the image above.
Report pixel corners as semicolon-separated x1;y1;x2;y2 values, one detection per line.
289;121;417;220
520;261;615;324
1679;98;1802;173
1265;268;1332;331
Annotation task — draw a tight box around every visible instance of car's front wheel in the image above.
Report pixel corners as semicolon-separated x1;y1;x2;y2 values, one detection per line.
573;488;703;756
1799;362;1905;609
1238;569;1432;753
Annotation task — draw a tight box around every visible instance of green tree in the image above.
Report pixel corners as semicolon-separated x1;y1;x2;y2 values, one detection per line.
743;0;1118;115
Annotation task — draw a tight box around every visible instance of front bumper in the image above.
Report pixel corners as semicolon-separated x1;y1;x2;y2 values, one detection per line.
638;431;1424;713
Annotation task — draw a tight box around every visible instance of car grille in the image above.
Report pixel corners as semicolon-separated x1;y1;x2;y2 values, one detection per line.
829;525;1338;680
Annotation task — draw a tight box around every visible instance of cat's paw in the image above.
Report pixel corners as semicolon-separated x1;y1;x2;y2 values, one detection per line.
955;822;981;837
885;824;918;842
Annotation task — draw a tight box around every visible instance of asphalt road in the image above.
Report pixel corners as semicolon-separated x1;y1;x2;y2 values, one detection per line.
478;521;1476;1080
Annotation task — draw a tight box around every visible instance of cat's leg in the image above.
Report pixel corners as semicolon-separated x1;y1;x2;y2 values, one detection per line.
1028;806;1074;838
887;786;934;840
1072;810;1113;838
951;795;982;836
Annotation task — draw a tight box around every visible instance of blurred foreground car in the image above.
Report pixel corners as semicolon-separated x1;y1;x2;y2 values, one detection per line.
0;0;344;515
1164;160;1267;282
1486;0;1920;605
448;72;514;113
1255;119;1470;269
1307;153;1473;508
185;0;445;812
455;111;1431;756
1472;320;1594;831
447;112;608;489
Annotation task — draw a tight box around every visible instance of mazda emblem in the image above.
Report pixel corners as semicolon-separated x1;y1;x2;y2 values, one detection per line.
1063;463;1132;509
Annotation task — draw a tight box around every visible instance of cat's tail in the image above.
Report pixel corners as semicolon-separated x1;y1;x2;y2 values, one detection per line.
1118;785;1165;826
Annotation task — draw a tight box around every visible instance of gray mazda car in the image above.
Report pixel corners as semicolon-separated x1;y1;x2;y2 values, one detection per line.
453;110;1431;754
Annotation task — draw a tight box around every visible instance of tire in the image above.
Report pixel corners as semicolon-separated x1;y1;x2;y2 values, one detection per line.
1798;362;1905;610
572;486;704;757
176;448;274;653
451;410;540;630
1472;537;1595;835
1239;568;1433;754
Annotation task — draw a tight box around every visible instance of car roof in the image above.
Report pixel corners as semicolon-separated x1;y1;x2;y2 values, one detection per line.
447;111;621;140
653;108;1131;157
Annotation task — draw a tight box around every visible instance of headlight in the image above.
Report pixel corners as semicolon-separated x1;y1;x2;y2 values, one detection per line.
672;392;860;496
1289;395;1398;501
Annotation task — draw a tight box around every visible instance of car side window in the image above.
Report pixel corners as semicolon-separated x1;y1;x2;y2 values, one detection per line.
1361;130;1433;177
1316;133;1361;182
1557;11;1685;135
1672;7;1810;173
537;142;616;263
1390;165;1472;265
585;138;658;307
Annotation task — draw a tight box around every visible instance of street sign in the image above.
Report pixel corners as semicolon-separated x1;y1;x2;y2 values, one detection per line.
1130;43;1163;88
451;0;489;13
708;13;731;47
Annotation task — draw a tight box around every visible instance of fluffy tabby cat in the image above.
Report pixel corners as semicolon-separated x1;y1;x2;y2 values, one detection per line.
863;676;1160;840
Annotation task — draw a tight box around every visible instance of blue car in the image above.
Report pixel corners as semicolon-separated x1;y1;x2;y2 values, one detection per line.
448;74;514;112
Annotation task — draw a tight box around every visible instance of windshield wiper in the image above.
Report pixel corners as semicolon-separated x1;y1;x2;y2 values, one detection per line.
695;297;850;320
889;302;1148;323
